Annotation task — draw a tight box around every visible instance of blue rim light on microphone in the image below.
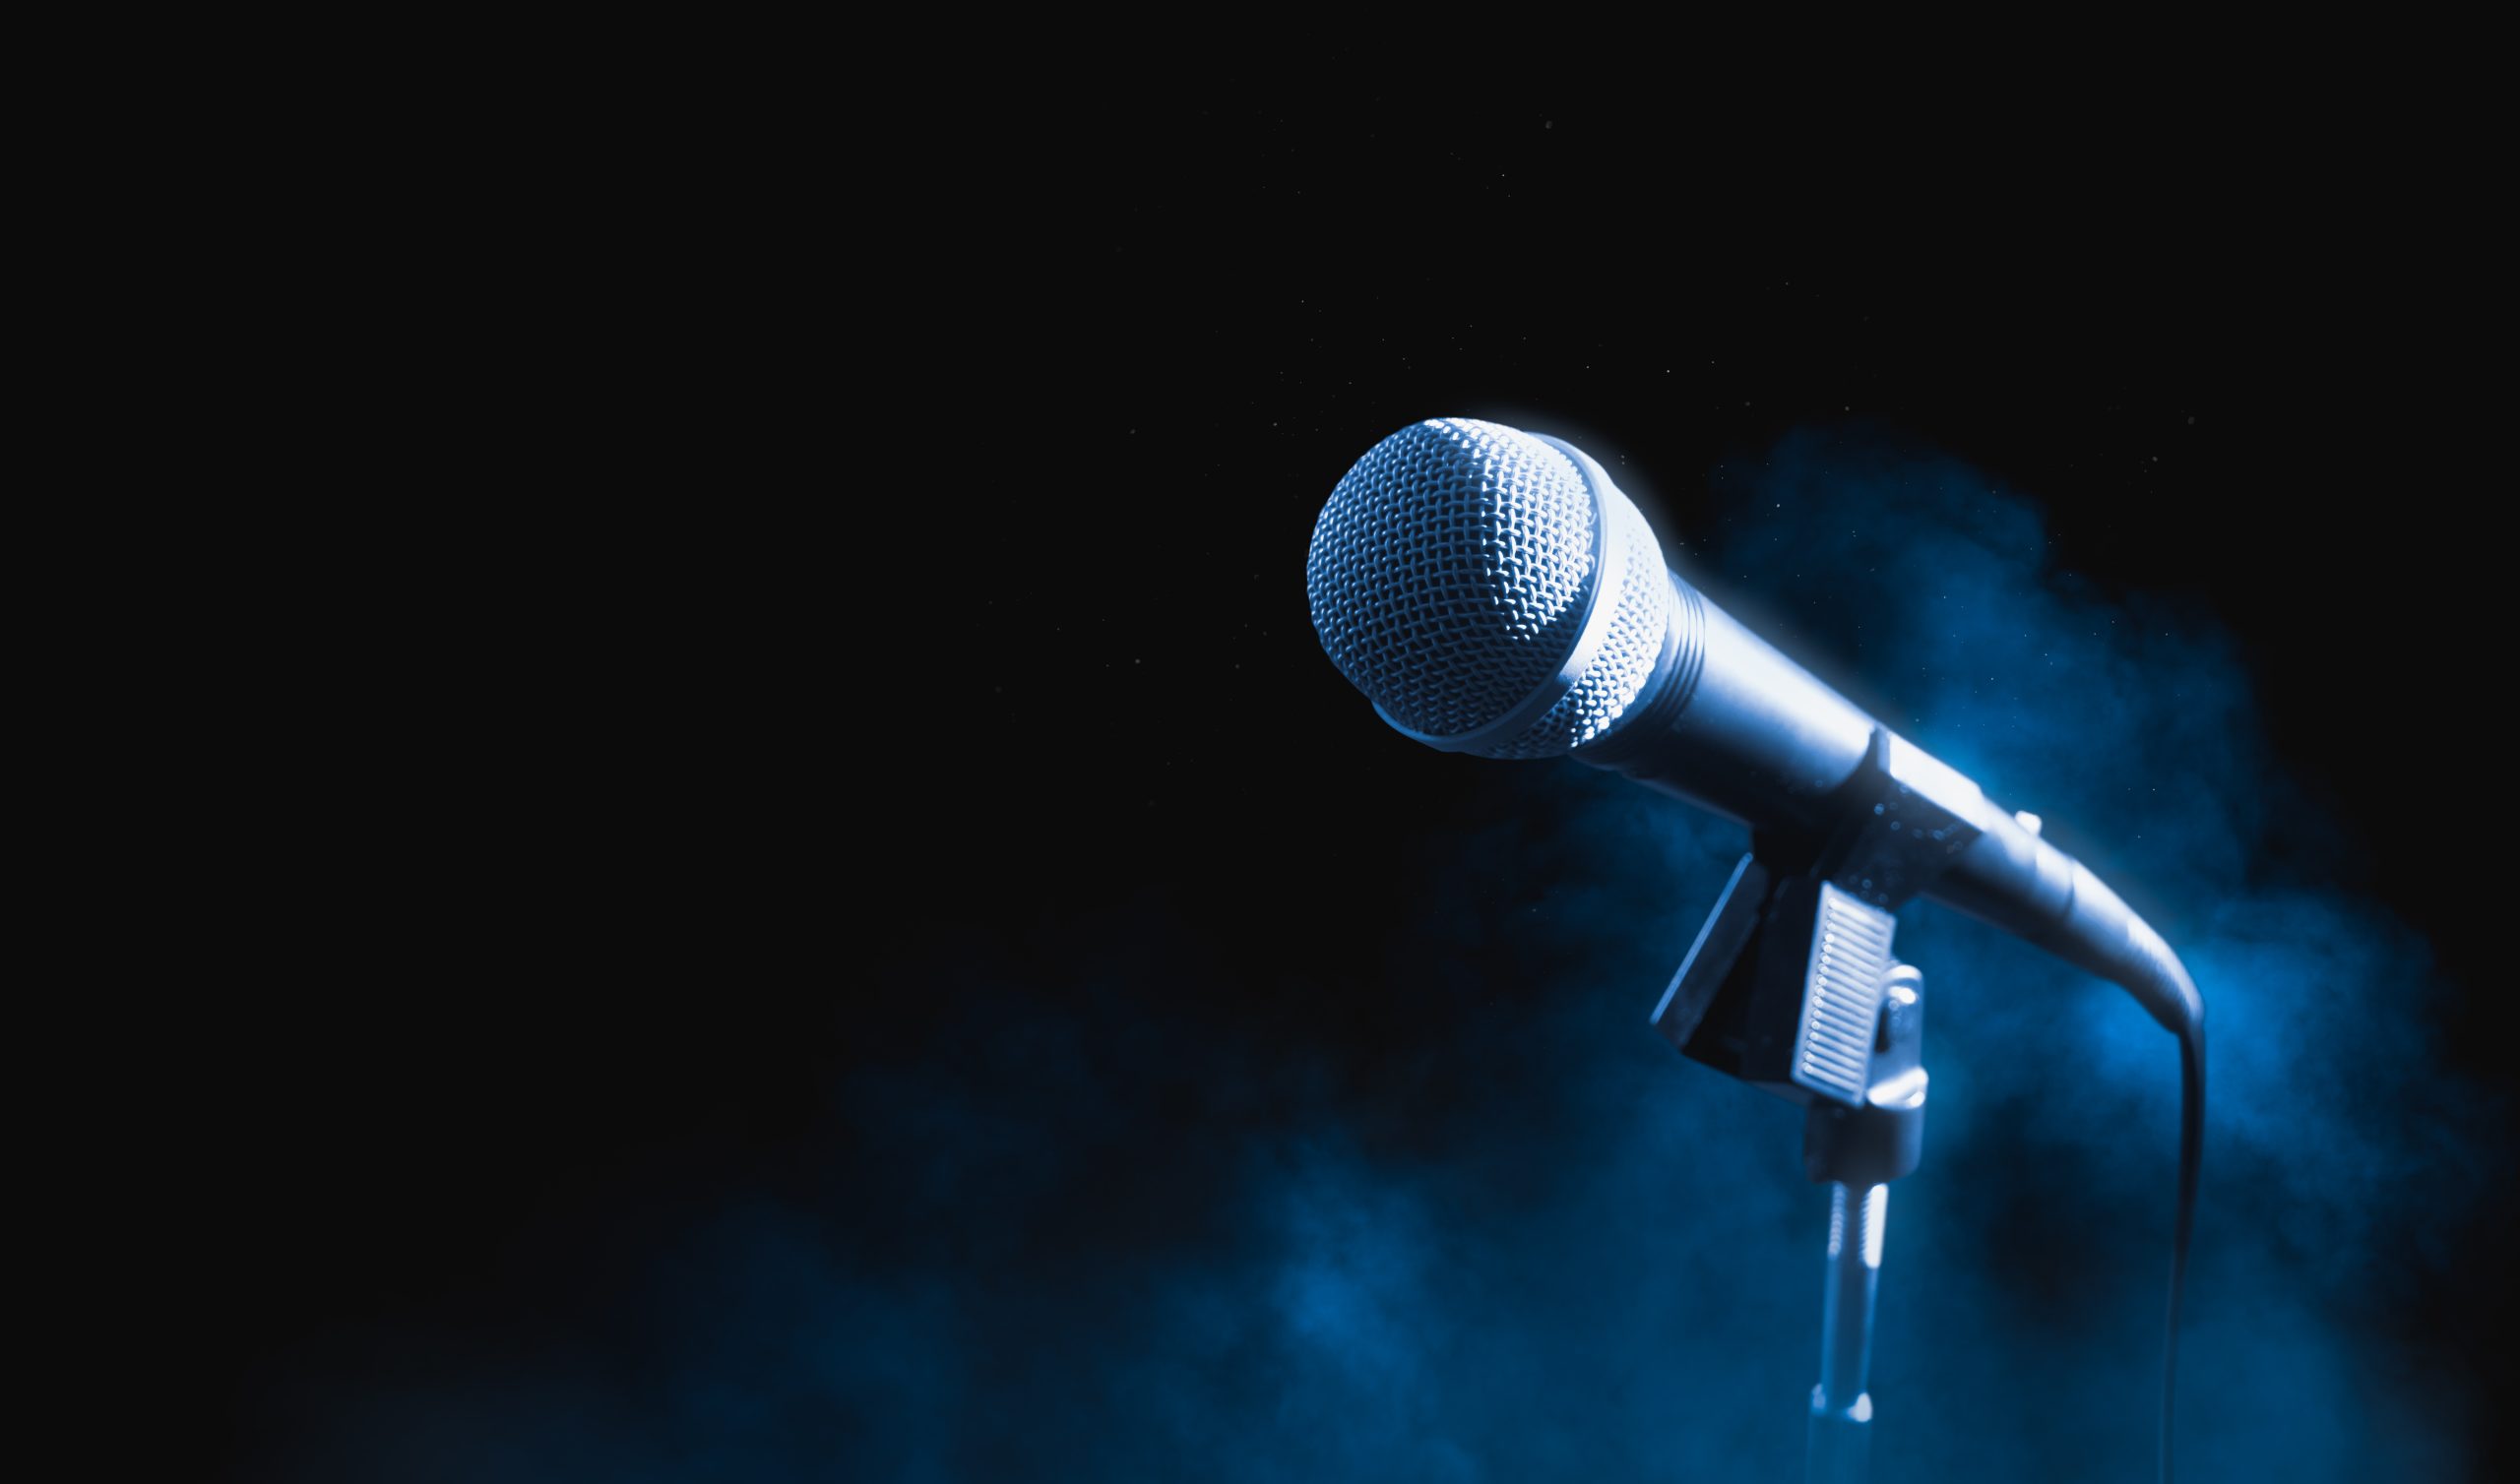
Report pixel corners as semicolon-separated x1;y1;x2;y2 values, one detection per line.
1305;417;1674;760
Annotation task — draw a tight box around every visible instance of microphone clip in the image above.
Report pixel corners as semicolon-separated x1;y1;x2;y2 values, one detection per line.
1649;729;1976;1185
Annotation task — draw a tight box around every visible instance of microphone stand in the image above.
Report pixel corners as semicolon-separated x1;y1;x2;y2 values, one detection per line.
1800;962;1925;1484
1649;730;1962;1484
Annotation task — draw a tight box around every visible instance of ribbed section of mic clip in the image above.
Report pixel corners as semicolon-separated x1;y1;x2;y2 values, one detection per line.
1303;417;1674;760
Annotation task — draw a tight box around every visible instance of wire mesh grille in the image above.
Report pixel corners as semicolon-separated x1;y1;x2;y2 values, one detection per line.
1305;418;1670;758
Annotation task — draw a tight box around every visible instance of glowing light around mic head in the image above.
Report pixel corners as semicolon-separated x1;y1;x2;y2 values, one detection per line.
1305;418;1673;760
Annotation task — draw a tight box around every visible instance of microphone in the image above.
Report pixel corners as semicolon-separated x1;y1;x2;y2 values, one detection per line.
1303;416;2202;1038
1305;416;2205;1483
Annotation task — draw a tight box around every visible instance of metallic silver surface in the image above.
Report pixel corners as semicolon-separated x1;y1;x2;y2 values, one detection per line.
1808;1182;1886;1484
1793;886;1896;1107
1604;599;1880;828
1303;417;1671;758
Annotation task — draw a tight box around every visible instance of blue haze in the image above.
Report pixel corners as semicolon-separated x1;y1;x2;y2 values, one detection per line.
267;426;2492;1481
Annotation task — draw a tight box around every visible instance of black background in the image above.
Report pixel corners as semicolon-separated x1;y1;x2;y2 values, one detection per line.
149;93;2508;1476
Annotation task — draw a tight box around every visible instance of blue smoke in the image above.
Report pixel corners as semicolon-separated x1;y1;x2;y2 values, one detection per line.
258;425;2494;1481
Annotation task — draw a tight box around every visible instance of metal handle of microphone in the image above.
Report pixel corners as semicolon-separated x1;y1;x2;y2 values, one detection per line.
1576;570;2202;1036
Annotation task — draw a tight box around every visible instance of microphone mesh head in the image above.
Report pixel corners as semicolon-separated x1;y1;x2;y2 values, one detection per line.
1305;418;1672;759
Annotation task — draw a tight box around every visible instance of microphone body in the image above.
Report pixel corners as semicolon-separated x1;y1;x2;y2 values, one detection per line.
1305;418;2200;1036
1579;579;2196;1033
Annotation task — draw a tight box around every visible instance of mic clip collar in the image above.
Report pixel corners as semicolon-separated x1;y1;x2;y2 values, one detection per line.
1648;728;1974;1185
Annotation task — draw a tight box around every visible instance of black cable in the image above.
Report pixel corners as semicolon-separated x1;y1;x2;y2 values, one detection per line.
2162;1016;2206;1484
